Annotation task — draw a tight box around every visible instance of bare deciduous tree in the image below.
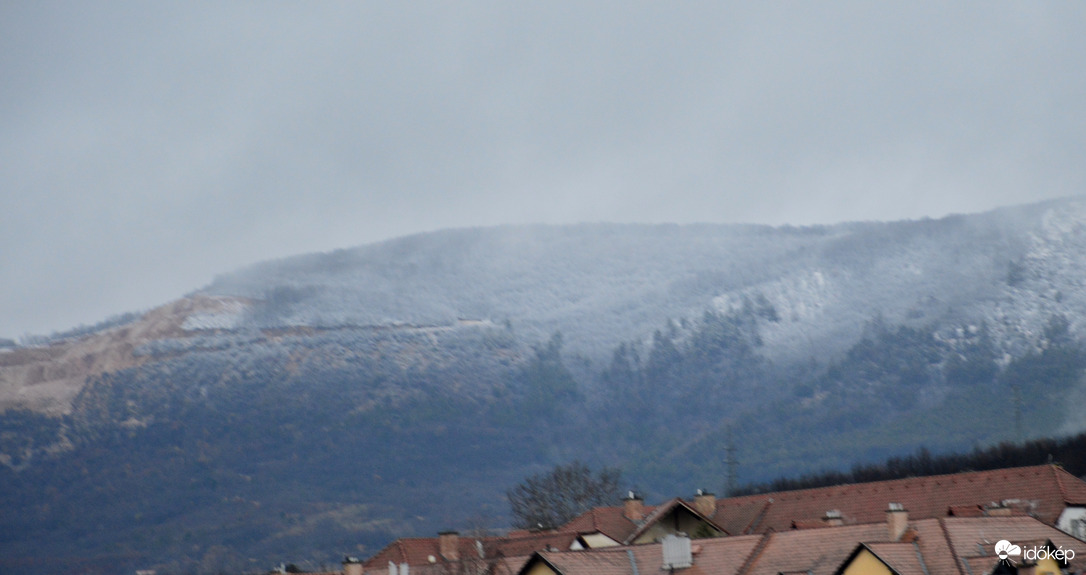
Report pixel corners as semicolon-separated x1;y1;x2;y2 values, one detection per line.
506;461;622;529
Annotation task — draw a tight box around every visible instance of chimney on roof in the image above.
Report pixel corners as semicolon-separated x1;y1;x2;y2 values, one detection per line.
823;510;843;527
694;489;716;518
439;531;460;561
986;502;1014;516
624;491;645;522
343;557;363;575
887;503;908;541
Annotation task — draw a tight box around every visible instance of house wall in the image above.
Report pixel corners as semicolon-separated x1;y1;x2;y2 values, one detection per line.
1033;555;1062;575
840;549;894;575
1057;506;1086;538
581;533;621;548
523;561;559;575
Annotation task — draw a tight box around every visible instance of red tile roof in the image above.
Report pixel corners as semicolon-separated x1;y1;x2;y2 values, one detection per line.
366;465;1086;575
907;519;959;575
362;530;581;573
713;498;774;535
947;505;985;518
529;547;633;575
621;497;730;543
713;465;1085;533
560;504;657;543
742;523;888;575
521;514;1086;575
530;534;765;575
940;516;1086;574
558;497;732;545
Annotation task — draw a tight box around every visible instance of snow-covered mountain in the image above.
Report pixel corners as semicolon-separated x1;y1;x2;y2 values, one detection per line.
2;197;1085;574
199;196;1086;362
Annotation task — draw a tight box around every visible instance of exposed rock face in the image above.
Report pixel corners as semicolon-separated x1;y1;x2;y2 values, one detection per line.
0;295;250;415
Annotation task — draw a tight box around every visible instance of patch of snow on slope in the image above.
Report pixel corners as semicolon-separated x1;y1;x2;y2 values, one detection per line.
182;297;250;331
711;268;843;358
985;200;1086;356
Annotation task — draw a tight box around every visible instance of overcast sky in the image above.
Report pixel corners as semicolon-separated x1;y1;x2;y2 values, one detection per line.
2;2;1085;338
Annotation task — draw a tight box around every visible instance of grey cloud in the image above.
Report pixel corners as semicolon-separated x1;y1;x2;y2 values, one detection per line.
2;1;1084;336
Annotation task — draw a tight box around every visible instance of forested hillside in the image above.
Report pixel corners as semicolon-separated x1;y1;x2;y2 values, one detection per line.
1;198;1085;574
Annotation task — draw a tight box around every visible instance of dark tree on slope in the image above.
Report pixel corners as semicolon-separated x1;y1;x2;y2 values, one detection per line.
507;461;622;529
944;322;998;387
520;332;580;415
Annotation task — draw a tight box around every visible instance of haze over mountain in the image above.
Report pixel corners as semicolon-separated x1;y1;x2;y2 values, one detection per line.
200;196;1085;362
1;198;1086;574
5;2;1086;341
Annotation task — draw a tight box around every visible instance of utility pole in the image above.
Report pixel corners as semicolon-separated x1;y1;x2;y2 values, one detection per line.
724;426;738;496
1012;384;1023;443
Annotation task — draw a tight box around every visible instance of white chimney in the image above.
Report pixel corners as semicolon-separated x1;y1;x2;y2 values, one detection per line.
662;534;693;569
887;503;908;541
624;491;644;521
343;558;363;575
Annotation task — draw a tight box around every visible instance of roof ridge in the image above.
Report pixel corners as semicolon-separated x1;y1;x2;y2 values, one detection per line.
626;548;641;575
745;499;773;534
1050;464;1072;503
502;530;579;542
912;540;931;575
622;498;678;543
727;465;1058;503
857;543;905;575
736;532;773;575
937;516;966;575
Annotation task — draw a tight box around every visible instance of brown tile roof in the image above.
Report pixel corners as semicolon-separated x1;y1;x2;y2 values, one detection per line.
368;465;1086;575
519;514;1086;575
714;465;1085;533
556;497;731;546
621;497;731;543
629;534;765;575
530;547;634;575
682;536;768;575
714;497;774;534
560;504;657;543
907;519;959;575
947;505;985;518
362;531;581;572
742;523;888;575
792;519;837;530
940;516;1086;573
621;498;681;543
530;534;765;575
1056;466;1086;504
960;554;1000;575
496;532;583;557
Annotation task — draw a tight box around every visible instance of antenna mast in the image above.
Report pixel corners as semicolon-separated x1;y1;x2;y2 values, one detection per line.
725;426;739;496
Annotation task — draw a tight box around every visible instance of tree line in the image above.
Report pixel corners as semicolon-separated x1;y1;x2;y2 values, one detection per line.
731;431;1086;496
